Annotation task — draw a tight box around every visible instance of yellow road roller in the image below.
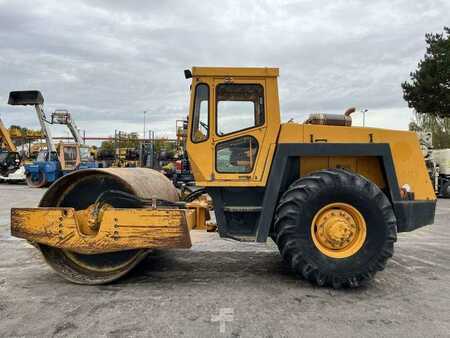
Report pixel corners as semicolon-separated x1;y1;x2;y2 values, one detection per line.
10;67;436;288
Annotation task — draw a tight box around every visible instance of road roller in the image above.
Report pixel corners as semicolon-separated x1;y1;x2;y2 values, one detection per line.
10;67;436;288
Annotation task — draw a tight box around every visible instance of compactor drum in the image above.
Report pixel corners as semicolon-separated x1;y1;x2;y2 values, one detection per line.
13;168;185;284
10;67;436;288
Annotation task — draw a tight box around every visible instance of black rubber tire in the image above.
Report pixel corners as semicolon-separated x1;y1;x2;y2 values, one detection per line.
26;171;47;188
273;169;397;288
441;181;450;198
182;187;207;202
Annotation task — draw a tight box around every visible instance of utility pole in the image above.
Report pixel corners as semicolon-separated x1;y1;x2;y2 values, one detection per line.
143;111;147;144
361;109;368;127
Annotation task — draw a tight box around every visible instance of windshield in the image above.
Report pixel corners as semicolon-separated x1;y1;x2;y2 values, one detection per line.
0;152;8;161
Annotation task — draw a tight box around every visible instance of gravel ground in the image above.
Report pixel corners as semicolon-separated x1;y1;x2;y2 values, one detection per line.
0;184;449;337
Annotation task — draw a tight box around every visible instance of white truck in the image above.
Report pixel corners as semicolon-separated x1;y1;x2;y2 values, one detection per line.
418;132;450;197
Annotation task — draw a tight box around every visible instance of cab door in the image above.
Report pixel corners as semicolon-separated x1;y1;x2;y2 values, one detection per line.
186;78;215;184
211;78;268;184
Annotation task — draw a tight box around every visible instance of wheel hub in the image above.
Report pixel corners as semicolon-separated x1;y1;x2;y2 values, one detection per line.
311;203;367;258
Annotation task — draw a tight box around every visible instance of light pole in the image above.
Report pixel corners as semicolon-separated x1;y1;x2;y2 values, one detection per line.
361;109;368;127
143;111;147;144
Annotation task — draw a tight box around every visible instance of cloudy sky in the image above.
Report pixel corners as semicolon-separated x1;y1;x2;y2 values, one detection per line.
0;0;448;139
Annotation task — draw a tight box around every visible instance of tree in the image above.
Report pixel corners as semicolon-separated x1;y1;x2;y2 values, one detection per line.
153;138;176;156
403;27;450;148
8;125;43;146
99;132;140;153
409;114;450;149
100;140;114;152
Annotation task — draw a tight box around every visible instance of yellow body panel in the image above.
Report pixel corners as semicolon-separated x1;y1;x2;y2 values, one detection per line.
278;123;435;200
192;67;279;78
300;156;386;189
11;207;192;254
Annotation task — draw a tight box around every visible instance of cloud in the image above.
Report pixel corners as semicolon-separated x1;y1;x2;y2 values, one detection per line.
0;0;448;138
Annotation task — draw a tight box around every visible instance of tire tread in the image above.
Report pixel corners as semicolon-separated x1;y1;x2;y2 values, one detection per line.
273;168;397;288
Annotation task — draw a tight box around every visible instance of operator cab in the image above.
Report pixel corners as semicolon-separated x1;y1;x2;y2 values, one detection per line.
185;67;282;239
186;67;281;186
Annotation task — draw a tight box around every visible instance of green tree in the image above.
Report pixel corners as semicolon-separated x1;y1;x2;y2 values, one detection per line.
100;140;114;152
8;125;42;146
409;114;450;149
153;138;176;156
403;27;450;148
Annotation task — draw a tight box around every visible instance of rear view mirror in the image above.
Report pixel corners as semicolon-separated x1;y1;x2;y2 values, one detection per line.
184;69;192;79
8;90;44;105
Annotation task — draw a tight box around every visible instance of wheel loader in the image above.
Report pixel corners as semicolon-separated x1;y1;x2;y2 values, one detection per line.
7;92;97;187
10;67;436;288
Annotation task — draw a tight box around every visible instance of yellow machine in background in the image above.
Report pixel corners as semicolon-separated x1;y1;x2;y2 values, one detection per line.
10;67;435;288
0;118;17;153
115;147;140;167
0;118;23;180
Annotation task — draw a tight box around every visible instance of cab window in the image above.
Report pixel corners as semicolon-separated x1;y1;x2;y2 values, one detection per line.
80;146;91;162
216;136;258;173
191;83;209;143
216;84;264;136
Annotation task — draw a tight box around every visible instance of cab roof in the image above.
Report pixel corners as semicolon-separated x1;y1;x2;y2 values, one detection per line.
191;67;279;78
